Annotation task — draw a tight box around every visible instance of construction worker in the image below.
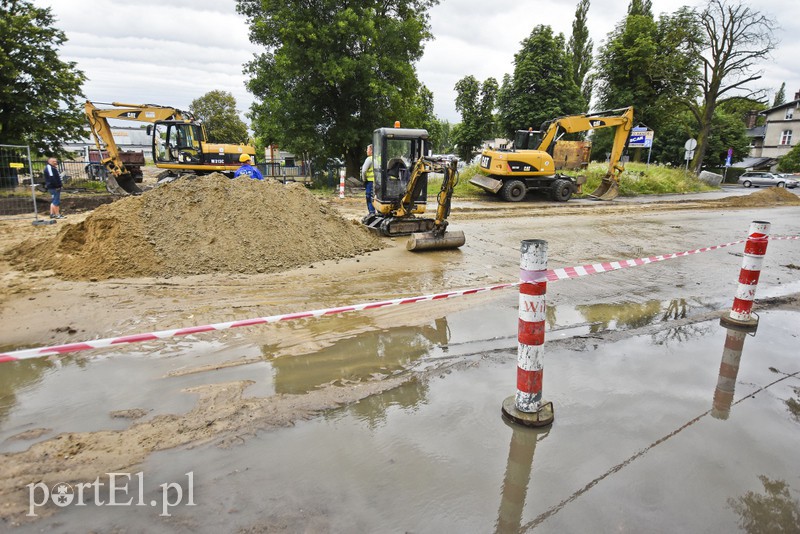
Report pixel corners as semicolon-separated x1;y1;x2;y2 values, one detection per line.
234;154;264;180
361;144;376;215
44;157;65;219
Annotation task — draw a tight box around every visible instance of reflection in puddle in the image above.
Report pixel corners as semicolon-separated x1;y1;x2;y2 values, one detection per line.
712;328;748;420
0;358;60;423
495;421;549;534
728;475;800;533
264;317;450;395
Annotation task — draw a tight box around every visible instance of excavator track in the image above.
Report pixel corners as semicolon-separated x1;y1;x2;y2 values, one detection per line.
361;214;434;237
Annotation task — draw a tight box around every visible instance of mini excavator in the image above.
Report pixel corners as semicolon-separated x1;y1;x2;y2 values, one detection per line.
361;125;465;252
470;106;634;201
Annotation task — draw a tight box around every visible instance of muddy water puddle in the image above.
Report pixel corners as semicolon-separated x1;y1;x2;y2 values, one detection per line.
0;292;727;452
16;307;799;533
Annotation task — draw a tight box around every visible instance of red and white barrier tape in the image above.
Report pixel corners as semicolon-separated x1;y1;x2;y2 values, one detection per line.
1;235;797;363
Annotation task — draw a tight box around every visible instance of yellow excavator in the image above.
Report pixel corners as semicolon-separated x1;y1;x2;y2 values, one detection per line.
361;125;465;251
84;101;256;195
470;106;634;201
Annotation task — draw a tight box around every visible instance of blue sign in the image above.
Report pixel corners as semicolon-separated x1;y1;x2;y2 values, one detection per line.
628;129;654;148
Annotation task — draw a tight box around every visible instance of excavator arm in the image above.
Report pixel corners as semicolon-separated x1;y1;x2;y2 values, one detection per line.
537;106;634;200
397;157;459;237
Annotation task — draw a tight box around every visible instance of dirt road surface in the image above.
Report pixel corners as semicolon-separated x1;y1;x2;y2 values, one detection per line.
1;183;799;530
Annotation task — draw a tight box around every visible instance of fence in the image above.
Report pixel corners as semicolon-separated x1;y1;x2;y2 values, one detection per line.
0;144;42;221
0;145;108;222
257;161;313;185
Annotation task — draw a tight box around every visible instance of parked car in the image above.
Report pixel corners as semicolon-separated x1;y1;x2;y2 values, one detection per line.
738;171;799;189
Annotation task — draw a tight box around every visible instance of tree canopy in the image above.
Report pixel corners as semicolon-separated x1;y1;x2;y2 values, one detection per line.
595;6;700;135
566;0;593;108
684;0;776;173
237;0;438;178
0;0;86;155
453;75;498;161
189;90;249;145
497;25;585;139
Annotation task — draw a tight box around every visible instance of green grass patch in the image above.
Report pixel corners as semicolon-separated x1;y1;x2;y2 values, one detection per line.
574;162;716;197
426;164;488;198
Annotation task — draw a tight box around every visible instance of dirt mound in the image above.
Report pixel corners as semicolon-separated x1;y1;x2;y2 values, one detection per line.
715;187;800;207
10;174;383;280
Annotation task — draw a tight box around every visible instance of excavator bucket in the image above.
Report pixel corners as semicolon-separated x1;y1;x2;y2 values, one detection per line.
406;230;466;252
588;179;619;201
106;173;143;195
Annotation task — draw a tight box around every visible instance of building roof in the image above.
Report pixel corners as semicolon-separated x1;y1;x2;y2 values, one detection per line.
760;97;800;115
745;125;766;138
731;156;776;169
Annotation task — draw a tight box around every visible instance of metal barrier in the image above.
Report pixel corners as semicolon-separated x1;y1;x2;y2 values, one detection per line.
0;144;44;223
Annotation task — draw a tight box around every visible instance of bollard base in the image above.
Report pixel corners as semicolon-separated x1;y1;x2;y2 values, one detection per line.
720;314;758;334
501;396;554;428
32;219;56;226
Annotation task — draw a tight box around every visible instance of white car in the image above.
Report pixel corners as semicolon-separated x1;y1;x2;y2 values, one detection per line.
738;171;799;189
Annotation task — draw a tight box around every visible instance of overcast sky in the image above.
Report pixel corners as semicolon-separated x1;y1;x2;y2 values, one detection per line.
39;0;798;125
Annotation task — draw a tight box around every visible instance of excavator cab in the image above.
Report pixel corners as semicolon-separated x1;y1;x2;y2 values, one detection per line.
152;122;204;164
372;127;430;216
513;129;542;150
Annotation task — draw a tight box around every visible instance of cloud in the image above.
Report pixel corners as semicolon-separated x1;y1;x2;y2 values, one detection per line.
34;0;800;127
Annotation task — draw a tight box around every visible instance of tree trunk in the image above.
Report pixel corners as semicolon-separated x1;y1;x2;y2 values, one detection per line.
691;101;716;174
345;148;361;182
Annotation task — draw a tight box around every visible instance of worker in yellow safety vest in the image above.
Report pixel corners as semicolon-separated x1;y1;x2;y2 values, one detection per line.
361;144;376;215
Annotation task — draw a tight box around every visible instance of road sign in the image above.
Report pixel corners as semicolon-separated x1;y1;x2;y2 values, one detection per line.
629;128;654;148
685;150;695;161
684;138;697;151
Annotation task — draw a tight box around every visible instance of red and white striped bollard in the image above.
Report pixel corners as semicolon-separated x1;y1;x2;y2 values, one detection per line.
339;167;346;199
720;220;770;333
502;239;554;427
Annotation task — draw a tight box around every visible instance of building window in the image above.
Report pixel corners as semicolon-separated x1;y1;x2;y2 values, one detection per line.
786;108;794;120
780;130;793;145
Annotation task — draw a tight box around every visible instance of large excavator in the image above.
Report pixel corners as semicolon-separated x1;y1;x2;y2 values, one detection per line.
84;101;256;195
361;125;465;252
470;106;634;201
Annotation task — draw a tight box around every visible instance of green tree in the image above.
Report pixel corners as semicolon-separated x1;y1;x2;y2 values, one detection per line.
567;0;593;108
772;82;786;107
237;0;438;178
595;7;700;135
497;25;585;139
685;0;776;173
717;97;768;126
628;0;653;17
777;143;800;172
453;75;498;160
189;90;249;145
0;0;86;154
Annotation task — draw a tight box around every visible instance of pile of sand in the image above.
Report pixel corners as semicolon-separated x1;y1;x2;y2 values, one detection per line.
10;174;383;280
715;187;800;207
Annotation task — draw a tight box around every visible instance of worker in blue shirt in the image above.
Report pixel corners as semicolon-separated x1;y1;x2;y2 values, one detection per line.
234;154;264;180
